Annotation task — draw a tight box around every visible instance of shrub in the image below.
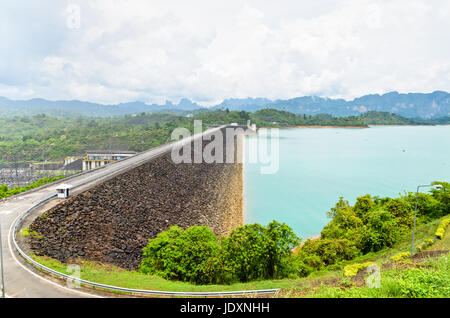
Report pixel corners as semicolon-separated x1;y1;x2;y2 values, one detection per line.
353;194;375;218
293;258;314;277
435;218;450;240
264;221;301;278
361;208;401;253
395;265;450;298
140;221;300;284
296;251;324;270
431;182;450;217
221;221;300;282
405;192;445;221
343;262;374;277
139;225;221;284
339;278;354;288
390;252;410;262
416;238;435;252
298;238;360;269
220;223;268;282
321;198;365;249
383;197;414;228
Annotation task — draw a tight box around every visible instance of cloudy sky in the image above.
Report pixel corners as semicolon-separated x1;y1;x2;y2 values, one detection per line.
1;0;449;105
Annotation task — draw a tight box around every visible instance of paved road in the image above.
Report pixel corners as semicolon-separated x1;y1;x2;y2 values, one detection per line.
0;126;225;298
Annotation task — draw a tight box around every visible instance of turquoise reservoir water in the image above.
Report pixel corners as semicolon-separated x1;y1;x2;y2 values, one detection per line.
243;125;450;239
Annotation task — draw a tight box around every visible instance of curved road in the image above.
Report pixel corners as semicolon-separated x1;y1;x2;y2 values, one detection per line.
0;127;225;297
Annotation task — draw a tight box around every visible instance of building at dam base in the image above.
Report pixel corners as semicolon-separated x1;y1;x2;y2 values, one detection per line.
82;150;137;171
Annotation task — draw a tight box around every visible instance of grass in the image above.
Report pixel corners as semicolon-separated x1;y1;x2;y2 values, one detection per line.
429;227;450;251
28;214;450;295
336;215;447;266
276;215;450;298
22;227;43;239
0;175;67;200
30;253;303;292
278;255;450;298
22;227;30;237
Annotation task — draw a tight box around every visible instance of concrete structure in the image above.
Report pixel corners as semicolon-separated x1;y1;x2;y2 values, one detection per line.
64;156;82;166
247;120;257;131
62;158;83;171
54;184;73;199
82;150;137;171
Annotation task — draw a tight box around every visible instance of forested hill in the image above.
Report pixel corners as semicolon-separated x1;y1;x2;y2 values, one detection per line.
1;91;449;119
208;109;448;127
0;110;447;164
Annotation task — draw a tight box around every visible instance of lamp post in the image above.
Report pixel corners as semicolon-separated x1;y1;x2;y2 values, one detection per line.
0;214;5;298
411;184;444;257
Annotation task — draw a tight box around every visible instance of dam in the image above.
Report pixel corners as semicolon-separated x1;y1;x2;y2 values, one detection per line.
26;126;249;270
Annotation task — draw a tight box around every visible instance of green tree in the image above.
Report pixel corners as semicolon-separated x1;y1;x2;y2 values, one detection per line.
221;221;300;282
298;238;360;269
354;194;375;218
220;223;268;282
139;225;221;284
264;221;301;278
321;197;365;249
361;208;400;253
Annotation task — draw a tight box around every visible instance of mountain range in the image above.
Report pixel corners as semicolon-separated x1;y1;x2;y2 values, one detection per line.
0;91;448;119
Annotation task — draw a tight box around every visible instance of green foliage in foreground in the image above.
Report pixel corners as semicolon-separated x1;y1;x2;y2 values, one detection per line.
296;181;449;273
140;226;221;285
343;262;375;277
24;181;450;293
29;253;305;293
138;181;449;285
303;255;450;298
390;252;410;262
0;175;67;199
140;221;300;285
27;212;449;296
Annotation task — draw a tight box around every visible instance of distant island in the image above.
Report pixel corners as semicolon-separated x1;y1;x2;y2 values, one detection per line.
196;109;449;128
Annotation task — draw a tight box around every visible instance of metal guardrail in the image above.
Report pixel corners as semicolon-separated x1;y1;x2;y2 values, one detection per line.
10;126;279;297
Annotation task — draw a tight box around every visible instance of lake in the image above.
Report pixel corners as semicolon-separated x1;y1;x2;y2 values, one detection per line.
243;125;450;239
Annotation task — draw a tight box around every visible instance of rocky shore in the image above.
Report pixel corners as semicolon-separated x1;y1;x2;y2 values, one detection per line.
29;130;243;270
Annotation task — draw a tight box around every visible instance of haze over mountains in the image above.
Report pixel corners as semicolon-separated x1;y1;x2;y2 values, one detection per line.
0;91;449;119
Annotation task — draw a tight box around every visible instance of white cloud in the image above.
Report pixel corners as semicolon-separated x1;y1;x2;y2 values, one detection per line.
0;0;449;104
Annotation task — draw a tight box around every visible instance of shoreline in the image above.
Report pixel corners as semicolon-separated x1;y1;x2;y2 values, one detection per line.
258;125;368;129
368;124;444;127
292;124;443;128
292;125;367;129
257;123;447;129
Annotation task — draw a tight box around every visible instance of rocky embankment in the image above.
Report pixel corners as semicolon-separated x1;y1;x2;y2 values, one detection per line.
29;130;243;270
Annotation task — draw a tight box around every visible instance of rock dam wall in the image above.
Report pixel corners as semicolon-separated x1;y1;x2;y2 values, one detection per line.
29;129;243;270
